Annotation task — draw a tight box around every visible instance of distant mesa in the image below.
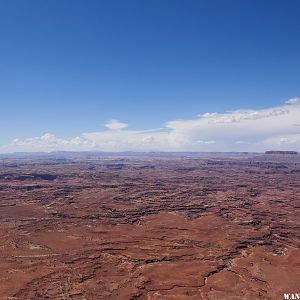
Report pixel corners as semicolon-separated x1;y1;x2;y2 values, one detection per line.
265;150;298;155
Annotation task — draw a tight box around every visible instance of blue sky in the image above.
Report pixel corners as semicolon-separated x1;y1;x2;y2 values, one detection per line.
0;0;300;152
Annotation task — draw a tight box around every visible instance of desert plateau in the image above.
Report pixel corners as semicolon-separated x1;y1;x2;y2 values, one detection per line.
0;152;299;299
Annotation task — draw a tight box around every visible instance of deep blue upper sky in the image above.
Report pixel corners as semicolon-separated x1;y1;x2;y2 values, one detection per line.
0;0;299;144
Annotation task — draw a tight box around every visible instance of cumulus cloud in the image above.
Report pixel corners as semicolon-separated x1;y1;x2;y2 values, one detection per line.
6;133;95;152
1;98;300;153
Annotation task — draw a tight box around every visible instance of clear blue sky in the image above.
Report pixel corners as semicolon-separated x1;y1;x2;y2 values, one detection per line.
0;0;299;145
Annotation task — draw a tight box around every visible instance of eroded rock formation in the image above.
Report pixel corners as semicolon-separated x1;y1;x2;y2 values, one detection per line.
0;153;299;299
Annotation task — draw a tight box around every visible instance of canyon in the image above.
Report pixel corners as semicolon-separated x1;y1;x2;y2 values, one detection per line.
0;152;299;299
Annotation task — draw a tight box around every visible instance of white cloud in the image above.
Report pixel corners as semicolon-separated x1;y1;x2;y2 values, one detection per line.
5;133;95;152
260;134;300;149
105;120;128;130
1;98;300;153
285;97;300;105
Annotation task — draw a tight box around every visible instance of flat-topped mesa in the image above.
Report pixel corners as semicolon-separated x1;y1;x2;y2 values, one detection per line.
265;150;298;155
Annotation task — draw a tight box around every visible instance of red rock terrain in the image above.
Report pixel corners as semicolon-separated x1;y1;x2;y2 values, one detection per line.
0;153;299;299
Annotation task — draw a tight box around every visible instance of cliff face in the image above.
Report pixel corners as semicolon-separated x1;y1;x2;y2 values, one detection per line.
265;150;297;155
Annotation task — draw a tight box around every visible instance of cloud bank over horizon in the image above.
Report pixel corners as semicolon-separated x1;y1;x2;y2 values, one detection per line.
2;98;300;153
